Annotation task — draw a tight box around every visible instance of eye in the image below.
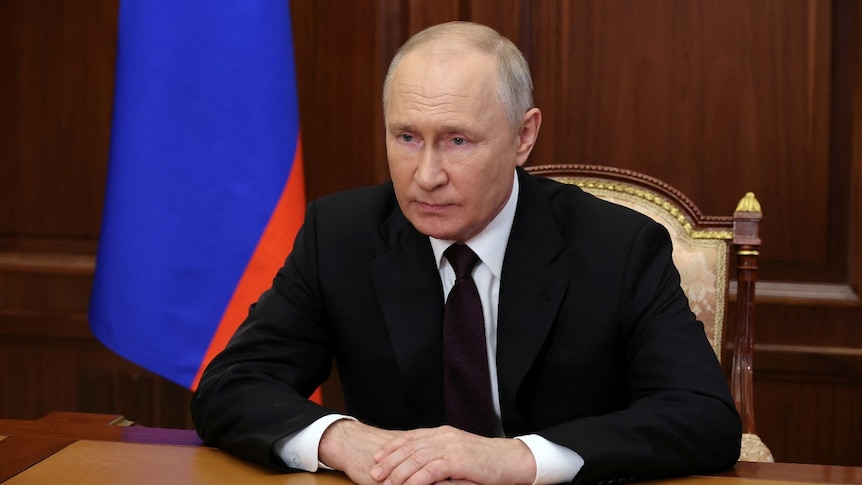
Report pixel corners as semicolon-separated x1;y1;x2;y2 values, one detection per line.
400;134;414;142
452;137;466;146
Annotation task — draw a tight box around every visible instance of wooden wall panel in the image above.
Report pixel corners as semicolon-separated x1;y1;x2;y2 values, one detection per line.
0;0;115;247
291;0;390;201
0;0;192;430
528;0;838;283
756;369;862;465
1;0;860;468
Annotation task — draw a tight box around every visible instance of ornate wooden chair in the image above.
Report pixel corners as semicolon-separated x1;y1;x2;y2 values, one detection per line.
525;164;773;462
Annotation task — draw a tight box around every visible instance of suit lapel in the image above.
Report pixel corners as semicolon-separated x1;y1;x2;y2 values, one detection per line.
497;170;568;426
369;210;445;427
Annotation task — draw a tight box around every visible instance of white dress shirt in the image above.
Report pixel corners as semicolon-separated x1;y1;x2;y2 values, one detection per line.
275;171;583;483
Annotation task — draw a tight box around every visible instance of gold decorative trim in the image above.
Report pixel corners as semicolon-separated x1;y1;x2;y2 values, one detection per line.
735;192;762;213
713;245;728;361
555;177;733;240
736;250;760;256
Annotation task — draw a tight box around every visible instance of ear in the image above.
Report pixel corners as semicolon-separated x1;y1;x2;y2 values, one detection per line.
515;108;542;167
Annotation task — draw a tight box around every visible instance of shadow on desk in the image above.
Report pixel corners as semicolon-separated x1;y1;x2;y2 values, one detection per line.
1;412;860;484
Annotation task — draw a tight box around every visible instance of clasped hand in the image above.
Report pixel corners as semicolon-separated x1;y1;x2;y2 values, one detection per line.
318;420;536;485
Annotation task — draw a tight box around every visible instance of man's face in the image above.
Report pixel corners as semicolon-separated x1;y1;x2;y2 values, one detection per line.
385;47;533;242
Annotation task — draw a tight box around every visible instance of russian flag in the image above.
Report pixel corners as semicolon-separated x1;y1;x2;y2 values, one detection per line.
89;1;308;393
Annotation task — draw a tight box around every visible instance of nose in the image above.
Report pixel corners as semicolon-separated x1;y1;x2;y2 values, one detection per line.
414;146;447;190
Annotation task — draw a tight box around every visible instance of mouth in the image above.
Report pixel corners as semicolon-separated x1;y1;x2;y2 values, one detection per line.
415;201;452;213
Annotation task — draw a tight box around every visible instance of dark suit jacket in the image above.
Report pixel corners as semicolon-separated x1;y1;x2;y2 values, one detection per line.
192;168;741;484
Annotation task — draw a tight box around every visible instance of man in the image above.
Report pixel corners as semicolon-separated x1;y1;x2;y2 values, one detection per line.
192;21;741;485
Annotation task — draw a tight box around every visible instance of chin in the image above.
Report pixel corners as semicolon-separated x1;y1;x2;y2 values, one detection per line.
411;221;458;241
407;210;473;241
420;228;458;241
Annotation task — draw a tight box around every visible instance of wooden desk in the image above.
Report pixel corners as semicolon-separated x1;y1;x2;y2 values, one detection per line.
2;412;861;484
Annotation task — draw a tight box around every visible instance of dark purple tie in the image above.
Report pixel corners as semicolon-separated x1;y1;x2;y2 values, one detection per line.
442;243;495;436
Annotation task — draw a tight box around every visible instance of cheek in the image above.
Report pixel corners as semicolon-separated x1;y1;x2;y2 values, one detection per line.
387;155;417;194
471;162;514;207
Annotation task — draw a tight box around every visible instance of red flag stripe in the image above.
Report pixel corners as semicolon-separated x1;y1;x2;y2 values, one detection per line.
192;139;306;392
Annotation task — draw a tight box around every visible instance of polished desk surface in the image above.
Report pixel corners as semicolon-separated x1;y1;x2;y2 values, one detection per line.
1;412;861;485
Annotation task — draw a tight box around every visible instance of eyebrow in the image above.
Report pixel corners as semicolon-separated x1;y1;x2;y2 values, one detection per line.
387;122;415;133
387;122;472;134
439;123;471;134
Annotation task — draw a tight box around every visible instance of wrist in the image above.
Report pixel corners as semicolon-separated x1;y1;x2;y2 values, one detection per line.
318;418;354;470
502;437;538;485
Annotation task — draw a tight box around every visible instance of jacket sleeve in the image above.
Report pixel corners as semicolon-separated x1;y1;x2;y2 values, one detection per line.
191;199;337;470
544;221;742;484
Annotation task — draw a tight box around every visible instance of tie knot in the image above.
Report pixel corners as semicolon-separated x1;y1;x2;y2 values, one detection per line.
445;244;480;279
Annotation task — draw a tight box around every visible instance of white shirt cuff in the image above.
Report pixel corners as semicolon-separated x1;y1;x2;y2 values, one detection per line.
515;434;584;485
273;414;355;471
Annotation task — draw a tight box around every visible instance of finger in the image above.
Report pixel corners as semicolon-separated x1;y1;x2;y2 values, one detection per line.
374;426;447;462
399;457;467;485
374;428;472;485
373;433;409;462
372;429;457;484
371;436;426;483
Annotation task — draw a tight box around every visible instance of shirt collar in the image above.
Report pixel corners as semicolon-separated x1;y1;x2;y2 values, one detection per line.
429;170;519;278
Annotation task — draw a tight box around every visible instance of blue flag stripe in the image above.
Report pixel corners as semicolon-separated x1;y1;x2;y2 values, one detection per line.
90;0;301;388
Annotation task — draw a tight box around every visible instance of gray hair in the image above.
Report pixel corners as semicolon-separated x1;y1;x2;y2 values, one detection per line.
382;21;534;129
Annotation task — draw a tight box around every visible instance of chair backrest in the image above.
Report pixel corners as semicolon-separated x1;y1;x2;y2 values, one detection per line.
525;164;772;462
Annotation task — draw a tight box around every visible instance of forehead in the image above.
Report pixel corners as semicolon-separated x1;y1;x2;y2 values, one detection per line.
387;47;500;115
